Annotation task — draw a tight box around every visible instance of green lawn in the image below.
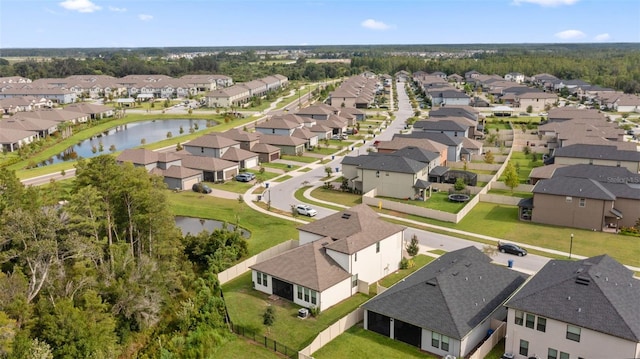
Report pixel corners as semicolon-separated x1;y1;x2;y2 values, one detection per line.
378;255;434;288
280;155;319;164
295;186;347;211
271;175;292;182
488;188;533;198
261;162;299;172
312;325;435;359
167;191;298;256
380;192;472;213
309;187;362;207
213;336;282;359
221;272;371;351
309;146;342;156
500;151;544;183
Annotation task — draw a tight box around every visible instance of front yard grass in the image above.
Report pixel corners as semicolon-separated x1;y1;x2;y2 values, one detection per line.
221;272;371;351
213;336;282;359
309;187;362;207
261;162;299;172
312;325;435;359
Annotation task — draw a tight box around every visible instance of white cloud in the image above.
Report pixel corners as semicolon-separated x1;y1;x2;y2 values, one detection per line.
138;14;153;21
594;33;611;41
361;19;392;30
554;29;586;40
109;6;127;12
59;0;101;13
513;0;578;6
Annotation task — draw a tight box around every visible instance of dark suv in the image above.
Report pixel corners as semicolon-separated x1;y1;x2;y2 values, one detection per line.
192;183;212;194
497;243;527;257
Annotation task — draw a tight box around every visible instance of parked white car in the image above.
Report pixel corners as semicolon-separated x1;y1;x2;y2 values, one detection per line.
295;204;317;217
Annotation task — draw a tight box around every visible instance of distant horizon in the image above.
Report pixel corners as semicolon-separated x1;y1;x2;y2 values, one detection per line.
1;0;638;49
1;42;638;52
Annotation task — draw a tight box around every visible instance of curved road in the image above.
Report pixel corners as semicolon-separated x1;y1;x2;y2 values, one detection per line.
259;80;552;275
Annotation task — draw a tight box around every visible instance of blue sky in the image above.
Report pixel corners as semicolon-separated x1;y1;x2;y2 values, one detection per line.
1;0;639;48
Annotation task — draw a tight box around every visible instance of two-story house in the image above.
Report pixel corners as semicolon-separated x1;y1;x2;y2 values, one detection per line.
505;255;640;359
250;204;406;311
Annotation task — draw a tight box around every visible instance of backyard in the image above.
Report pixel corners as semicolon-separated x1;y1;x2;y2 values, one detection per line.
379;191;473;213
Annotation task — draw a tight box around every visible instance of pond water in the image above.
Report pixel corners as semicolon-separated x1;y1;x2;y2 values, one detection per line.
175;216;250;238
44;119;210;165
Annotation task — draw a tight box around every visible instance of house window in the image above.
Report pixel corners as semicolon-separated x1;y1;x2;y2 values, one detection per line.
352;274;358;288
272;129;275;134
515;310;524;325
548;348;558;359
431;332;440;348
565;196;572;203
200;147;204;153
589;159;593;165
519;339;529;356
376;171;380;178
560;352;570;359
304;288;310;302
297;286;303;300
567;325;581;342
537;317;547;332
311;290;317;305
256;272;262;285
616;161;621;167
354;252;357;262
579;198;586;208
376;242;380;253
441;335;449;351
526;313;535;329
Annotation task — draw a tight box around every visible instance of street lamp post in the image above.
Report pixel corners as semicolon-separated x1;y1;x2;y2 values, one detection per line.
569;233;574;259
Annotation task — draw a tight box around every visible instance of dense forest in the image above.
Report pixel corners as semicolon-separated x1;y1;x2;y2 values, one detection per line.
0;156;248;358
1;44;639;92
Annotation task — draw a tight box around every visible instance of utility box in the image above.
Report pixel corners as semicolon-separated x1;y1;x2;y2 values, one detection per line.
298;308;309;319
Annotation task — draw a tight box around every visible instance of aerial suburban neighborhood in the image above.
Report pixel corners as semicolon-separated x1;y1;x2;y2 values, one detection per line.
1;0;640;356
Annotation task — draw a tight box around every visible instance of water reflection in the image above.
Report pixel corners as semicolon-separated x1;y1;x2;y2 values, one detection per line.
175;216;250;238
45;119;208;165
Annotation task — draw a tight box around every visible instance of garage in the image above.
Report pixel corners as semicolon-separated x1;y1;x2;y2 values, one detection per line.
367;310;390;337
272;278;293;302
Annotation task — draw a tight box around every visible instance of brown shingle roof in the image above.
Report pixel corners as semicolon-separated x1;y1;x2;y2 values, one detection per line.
185;133;239;149
116;148;158;165
298;204;405;254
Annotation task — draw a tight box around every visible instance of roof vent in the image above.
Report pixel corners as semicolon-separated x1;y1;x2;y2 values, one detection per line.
426;279;437;286
576;268;584;273
465;262;472;267
452;271;459;276
465;277;468;281
321;242;329;246
578;308;582;313
341;213;351;219
576;276;591;286
595;272;601;278
567;296;571;300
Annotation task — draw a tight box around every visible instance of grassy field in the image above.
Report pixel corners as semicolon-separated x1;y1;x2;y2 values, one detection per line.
221;272;371;351
500;151;544;183
378;255;434;288
313;325;436;359
213;336;282;359
167;191;298;256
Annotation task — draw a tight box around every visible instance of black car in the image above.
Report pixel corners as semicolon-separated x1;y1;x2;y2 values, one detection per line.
192;183;212;194
497;243;527;257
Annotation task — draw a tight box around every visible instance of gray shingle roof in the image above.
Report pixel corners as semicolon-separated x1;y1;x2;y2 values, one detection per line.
506;255;640;342
363;247;527;339
397;132;463;146
533;177;616;200
346;154;429;174
554;144;640;162
414;120;468;132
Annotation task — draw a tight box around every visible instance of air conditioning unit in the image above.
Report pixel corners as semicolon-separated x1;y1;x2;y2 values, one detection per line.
443;355;456;359
298;308;309;319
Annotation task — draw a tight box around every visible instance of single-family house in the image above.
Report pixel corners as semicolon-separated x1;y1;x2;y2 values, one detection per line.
255;117;302;136
150;166;203;191
183;133;241;158
257;134;306;156
529;164;640;230
205;85;250;108
250;204;406;311
220;147;260;169
428;89;470;107
395;132;464;163
177;153;239;182
0;128;36;152
363;246;527;358
504;255;640;359
551;144;640;173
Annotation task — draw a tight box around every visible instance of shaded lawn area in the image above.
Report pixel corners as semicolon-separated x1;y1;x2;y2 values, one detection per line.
167;191;298;256
312;325;436;359
213;336;282;359
500;151;544;183
487;189;533;198
378;255;435;288
380;192;471;213
222;272;371;351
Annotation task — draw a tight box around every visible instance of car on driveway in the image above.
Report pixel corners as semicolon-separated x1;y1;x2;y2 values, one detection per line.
235;172;255;182
295;204;317;217
192;183;212;194
497;242;527;256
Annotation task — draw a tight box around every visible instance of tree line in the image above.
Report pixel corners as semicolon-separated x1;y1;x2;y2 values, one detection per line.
0;155;248;358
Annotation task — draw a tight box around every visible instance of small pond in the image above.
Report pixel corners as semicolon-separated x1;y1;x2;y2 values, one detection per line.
175;216;250;238
43;119;211;166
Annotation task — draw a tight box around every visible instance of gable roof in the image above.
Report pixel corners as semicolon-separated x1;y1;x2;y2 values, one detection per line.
220;147;258;161
116;148;158;165
506;255;640;342
363;247;527;339
250;239;351;292
396;132;464;146
533;177;616;200
185;133;239;149
554;144;640;162
298;204;405;255
343;153;429;174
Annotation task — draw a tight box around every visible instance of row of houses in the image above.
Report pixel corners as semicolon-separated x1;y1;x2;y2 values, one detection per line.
327;75;379;109
247;204;639;359
204;74;288;108
0;103;114;152
0;74;234;103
